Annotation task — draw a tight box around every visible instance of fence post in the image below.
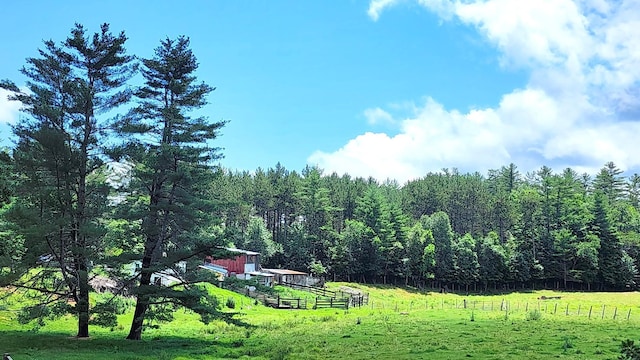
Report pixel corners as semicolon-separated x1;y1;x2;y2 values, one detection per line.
554;303;557;315
577;304;581;316
525;302;528;312
589;305;593;319
565;303;569;316
627;309;631;321
602;305;606;320
613;307;617;320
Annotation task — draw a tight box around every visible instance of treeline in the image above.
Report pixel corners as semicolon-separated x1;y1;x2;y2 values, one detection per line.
209;162;640;291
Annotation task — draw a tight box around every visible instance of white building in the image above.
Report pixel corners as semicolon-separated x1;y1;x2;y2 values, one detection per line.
129;260;187;287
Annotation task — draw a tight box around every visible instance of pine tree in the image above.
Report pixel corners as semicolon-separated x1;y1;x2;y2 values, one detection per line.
428;211;455;285
591;191;633;288
1;23;133;337
113;36;226;340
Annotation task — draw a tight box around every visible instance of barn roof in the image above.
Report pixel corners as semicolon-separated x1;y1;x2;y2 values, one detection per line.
225;247;260;256
262;268;307;275
248;271;275;277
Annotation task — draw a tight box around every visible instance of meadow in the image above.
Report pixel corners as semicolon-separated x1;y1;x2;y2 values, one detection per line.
1;283;639;359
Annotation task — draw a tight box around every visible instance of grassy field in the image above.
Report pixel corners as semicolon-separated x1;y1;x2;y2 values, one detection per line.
1;283;639;359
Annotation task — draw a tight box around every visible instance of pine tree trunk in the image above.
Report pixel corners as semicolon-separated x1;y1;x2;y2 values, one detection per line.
127;262;153;340
76;263;90;338
127;295;149;340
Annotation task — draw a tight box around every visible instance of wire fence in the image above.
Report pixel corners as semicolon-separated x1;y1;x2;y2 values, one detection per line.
363;297;640;321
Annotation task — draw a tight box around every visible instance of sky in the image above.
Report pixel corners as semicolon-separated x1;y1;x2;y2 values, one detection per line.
1;0;639;184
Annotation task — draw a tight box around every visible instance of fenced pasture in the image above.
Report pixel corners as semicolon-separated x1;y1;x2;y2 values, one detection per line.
1;283;639;359
365;295;640;322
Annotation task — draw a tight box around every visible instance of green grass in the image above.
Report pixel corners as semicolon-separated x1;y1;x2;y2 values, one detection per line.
1;284;639;359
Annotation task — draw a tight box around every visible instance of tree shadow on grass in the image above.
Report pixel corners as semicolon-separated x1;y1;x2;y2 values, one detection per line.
0;330;253;360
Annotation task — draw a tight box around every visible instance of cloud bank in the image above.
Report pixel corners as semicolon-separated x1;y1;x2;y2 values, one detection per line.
309;0;640;183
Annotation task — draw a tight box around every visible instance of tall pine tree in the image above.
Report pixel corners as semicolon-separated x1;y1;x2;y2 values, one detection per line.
1;23;133;337
113;36;227;340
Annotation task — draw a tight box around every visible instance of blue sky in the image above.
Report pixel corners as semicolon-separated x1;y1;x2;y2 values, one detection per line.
1;1;639;183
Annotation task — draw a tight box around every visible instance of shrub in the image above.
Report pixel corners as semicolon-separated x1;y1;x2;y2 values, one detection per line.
562;336;574;353
226;297;236;309
619;339;640;360
526;309;542;321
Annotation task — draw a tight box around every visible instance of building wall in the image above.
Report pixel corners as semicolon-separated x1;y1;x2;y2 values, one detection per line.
209;255;247;275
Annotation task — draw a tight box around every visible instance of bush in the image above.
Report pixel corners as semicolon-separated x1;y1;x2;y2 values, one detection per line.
526;309;542;321
619;339;640;360
226;297;236;309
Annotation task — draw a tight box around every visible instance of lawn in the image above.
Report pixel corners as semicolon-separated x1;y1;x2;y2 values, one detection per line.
1;284;639;359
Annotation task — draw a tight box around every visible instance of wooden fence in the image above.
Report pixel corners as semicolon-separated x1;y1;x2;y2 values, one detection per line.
280;282;338;297
255;294;307;309
280;282;369;309
315;297;350;309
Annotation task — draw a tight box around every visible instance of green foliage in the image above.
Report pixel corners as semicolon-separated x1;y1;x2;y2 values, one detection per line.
526;309;542;321
236;216;281;263
113;35;227;340
1;22;134;338
619;339;640;360
309;259;327;277
226;297;236;309
428;212;455;283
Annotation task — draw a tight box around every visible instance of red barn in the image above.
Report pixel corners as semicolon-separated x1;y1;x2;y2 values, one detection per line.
204;248;274;285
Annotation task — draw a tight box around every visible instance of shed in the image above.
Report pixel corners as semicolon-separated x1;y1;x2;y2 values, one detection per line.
262;268;308;285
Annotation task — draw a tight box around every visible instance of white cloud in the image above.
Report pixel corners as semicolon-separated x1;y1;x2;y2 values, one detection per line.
455;0;592;68
309;0;640;183
0;89;20;124
364;107;395;125
367;0;401;21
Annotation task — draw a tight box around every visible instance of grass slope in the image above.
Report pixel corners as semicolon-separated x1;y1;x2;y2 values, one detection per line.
1;284;639;359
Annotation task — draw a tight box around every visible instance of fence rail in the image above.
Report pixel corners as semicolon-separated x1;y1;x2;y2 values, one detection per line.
315;297;349;309
256;295;307;309
279;282;338;298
